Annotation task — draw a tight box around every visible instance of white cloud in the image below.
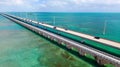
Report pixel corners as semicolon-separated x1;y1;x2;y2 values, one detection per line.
1;0;120;12
88;0;120;5
0;0;24;5
39;4;47;8
71;0;94;4
15;0;24;5
68;0;120;5
51;1;67;7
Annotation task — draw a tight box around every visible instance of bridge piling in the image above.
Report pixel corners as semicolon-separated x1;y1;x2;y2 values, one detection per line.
78;50;86;56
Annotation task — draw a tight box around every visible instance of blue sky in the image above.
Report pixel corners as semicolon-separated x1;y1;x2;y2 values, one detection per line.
0;0;120;12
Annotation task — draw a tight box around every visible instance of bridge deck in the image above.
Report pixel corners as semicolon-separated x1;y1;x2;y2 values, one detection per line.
5;14;120;49
35;21;120;49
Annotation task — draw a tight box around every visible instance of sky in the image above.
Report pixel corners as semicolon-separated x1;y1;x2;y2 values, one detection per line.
0;0;120;12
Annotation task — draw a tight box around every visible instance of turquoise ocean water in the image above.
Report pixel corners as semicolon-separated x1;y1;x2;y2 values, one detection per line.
10;12;120;42
0;12;120;67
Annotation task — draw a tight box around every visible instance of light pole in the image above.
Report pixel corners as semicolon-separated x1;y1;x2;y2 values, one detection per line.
25;12;28;19
53;16;55;25
103;20;107;35
35;13;37;21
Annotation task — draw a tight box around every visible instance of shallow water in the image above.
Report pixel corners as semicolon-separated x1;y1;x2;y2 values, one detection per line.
1;12;120;67
0;15;95;67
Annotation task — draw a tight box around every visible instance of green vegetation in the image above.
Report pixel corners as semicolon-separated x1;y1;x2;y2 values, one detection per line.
104;64;115;67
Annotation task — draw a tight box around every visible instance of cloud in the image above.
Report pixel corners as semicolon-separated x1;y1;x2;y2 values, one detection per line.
0;0;24;5
46;0;68;7
0;0;37;12
94;0;120;5
0;0;120;12
15;0;24;5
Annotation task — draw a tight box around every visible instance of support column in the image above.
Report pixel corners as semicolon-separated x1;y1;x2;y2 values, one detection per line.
79;49;86;56
58;40;62;44
94;56;105;65
50;37;54;40
66;45;72;49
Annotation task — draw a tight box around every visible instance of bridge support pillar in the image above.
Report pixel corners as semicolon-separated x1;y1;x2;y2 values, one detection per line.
58;40;62;44
50;37;54;40
94;56;107;66
115;64;120;67
66;45;72;49
94;56;120;67
78;49;86;56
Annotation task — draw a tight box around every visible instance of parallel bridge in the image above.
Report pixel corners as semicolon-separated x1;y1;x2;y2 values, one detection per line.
4;14;120;49
1;13;120;67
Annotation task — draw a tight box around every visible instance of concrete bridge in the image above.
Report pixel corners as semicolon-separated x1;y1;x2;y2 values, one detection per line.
3;14;120;50
1;13;120;67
